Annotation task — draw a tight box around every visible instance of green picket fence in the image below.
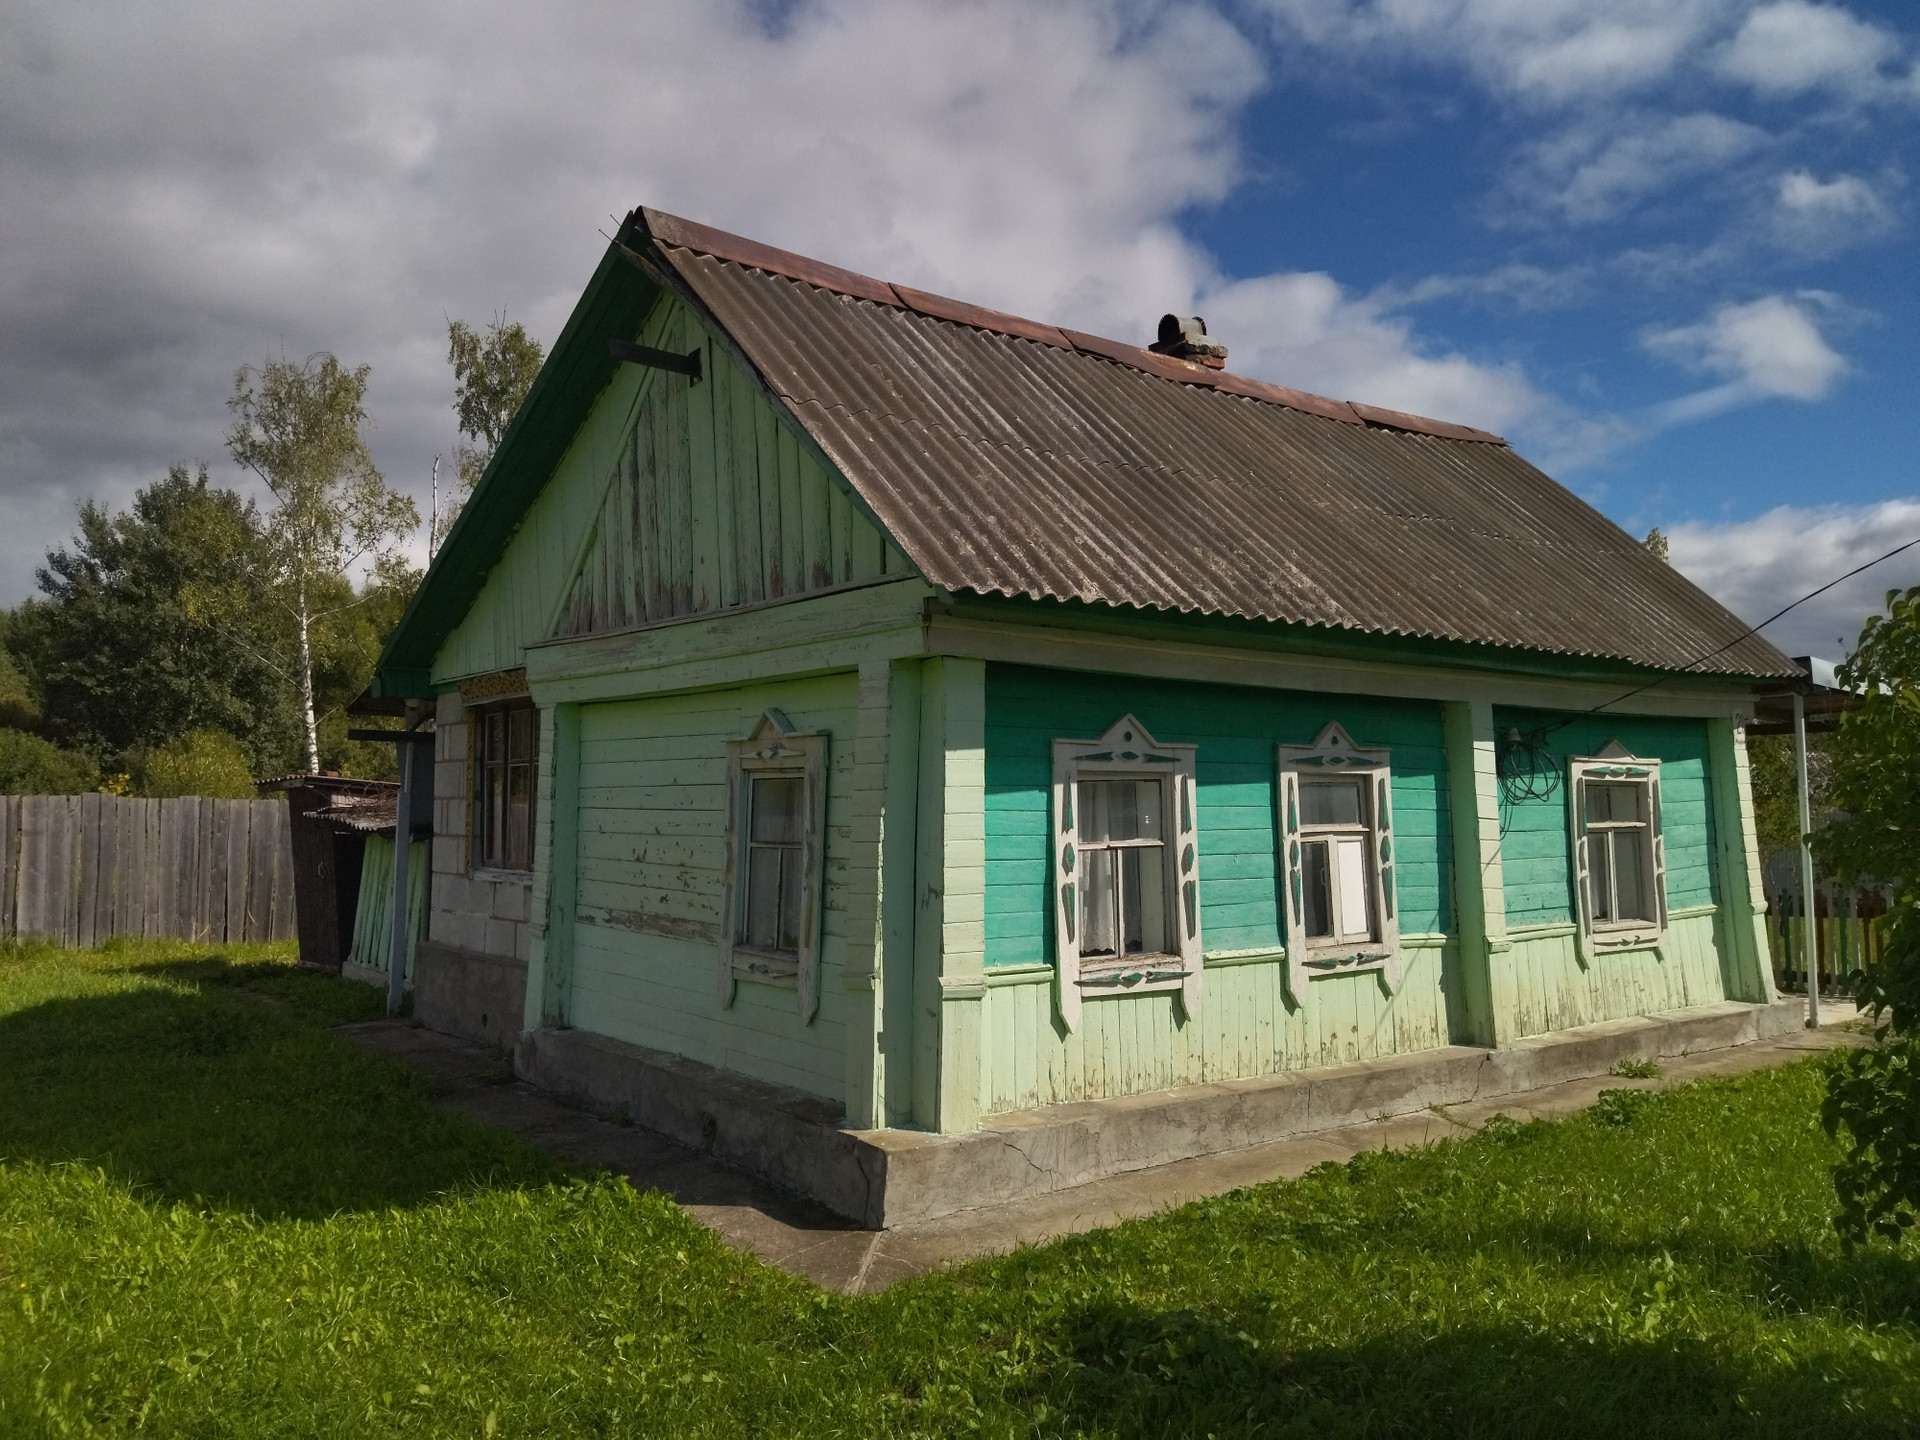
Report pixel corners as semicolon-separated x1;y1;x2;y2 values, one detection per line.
1768;904;1891;997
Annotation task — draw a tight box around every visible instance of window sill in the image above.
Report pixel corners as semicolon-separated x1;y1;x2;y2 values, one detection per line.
472;867;533;884
1076;955;1190;993
1299;947;1395;977
730;946;800;986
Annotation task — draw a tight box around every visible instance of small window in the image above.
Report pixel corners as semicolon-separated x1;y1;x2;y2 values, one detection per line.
473;701;537;871
1569;747;1666;951
720;710;829;1019
1052;716;1201;1032
1278;723;1400;1001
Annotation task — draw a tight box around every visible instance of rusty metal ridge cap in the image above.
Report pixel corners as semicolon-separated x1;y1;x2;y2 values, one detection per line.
1348;401;1506;446
639;206;902;308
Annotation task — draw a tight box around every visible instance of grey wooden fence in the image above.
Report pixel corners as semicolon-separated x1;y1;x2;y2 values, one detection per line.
0;794;296;946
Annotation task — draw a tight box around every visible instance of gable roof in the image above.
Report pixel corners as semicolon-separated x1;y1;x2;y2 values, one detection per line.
375;207;1794;693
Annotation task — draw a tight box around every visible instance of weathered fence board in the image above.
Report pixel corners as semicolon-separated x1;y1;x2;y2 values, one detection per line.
0;795;295;946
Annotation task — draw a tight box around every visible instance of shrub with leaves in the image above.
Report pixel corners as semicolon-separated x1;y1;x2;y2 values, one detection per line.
134;729;256;799
1818;585;1920;1243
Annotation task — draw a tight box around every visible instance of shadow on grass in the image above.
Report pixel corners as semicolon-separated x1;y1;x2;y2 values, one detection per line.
0;957;563;1220
1032;1302;1912;1439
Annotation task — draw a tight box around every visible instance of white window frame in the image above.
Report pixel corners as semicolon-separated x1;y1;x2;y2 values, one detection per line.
719;709;829;1020
1568;742;1666;956
1052;715;1201;1031
1277;722;1400;1003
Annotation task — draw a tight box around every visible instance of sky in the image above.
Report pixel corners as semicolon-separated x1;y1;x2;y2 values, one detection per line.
2;0;1916;660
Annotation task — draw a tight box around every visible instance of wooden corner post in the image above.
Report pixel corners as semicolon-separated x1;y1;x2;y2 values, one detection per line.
525;703;581;1031
1707;717;1777;1004
912;656;988;1134
1442;699;1511;1047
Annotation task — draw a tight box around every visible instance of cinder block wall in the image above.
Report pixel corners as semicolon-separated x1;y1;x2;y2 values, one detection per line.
429;689;533;964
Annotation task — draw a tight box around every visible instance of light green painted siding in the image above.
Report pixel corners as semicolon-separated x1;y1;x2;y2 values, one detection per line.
558;304;911;638
565;673;859;1105
433;294;912;685
1494;709;1717;928
978;663;1459;1112
1499;909;1725;1037
984;663;1453;966
347;836;428;978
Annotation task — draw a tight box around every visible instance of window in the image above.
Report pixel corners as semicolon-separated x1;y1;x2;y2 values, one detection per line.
473;701;537;871
720;709;829;1019
1052;716;1201;1031
1569;745;1666;951
1278;722;1400;1001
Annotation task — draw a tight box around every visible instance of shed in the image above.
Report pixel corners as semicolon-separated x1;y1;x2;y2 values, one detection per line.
369;206;1797;1224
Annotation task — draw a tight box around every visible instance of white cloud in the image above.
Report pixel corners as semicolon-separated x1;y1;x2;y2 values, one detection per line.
0;0;1567;599
1667;500;1920;657
1643;294;1847;421
1521;112;1767;224
1716;1;1905;98
1772;168;1895;249
1254;0;1731;106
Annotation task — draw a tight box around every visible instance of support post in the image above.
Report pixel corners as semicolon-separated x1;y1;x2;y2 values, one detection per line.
1442;699;1510;1047
1795;691;1818;1027
1706;718;1776;1004
385;736;417;1016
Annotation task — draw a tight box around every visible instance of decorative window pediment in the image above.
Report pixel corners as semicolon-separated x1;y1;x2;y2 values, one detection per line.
1051;715;1201;1031
719;709;829;1020
1568;742;1666;956
1277;722;1401;1002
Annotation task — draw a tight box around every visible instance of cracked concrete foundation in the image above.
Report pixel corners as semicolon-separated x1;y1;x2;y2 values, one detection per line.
518;997;1811;1228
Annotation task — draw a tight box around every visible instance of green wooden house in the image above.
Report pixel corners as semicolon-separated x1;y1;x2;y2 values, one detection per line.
374;207;1796;1223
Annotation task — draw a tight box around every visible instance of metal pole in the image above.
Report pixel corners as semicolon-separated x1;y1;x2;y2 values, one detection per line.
386;734;415;1017
1795;691;1818;1028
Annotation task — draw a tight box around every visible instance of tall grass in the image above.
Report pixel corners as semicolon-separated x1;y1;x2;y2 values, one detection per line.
1;939;1915;1437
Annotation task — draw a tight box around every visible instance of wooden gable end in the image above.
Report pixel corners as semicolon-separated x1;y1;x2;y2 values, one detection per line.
432;293;915;685
554;299;914;641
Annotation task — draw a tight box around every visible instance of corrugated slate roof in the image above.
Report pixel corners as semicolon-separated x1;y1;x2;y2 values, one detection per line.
637;209;1793;679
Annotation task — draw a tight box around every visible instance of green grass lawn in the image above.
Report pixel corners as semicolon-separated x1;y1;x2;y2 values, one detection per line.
1;940;1916;1438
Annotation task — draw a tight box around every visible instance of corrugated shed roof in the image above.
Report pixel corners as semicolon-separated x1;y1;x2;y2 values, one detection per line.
639;209;1793;680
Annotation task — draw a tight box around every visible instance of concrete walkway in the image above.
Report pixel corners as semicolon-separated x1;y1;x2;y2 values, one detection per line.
338;1012;1865;1296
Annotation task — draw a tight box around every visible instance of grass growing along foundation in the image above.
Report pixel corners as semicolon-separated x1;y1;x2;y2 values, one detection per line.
1;939;1916;1438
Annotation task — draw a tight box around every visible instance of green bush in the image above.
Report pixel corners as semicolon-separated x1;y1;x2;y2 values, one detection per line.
0;727;98;794
134;728;256;799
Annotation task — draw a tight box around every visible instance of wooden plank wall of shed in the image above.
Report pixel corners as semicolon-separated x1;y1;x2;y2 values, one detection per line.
564;673;861;1104
432;294;912;686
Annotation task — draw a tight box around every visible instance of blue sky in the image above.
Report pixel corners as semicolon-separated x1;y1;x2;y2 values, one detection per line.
1;0;1914;655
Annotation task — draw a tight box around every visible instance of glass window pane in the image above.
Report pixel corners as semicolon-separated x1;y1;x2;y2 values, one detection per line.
507;762;531;866
508;707;532;764
1590;832;1614;922
750;775;804;844
1587;780;1639;824
1079;779;1162;843
1303;839;1332;938
1613;830;1651;922
746;846;784;950
778;846;802;952
1081;848;1118;958
486;712;504;764
487;768;505;865
1301;778;1364;827
1118;845;1169;955
1335;836;1372;938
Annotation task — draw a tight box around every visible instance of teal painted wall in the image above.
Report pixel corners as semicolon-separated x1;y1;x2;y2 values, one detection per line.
984;663;1453;967
1493;708;1717;929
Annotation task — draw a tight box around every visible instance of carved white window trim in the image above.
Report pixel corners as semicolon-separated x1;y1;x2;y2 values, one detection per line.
719;709;829;1021
1052;715;1201;1031
1277;722;1401;1003
1568;742;1666;958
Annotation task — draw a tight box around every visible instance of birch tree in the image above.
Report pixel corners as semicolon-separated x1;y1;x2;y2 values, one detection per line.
226;354;418;774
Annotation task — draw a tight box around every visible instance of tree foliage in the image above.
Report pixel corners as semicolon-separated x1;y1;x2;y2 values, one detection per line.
0;729;98;795
1817;585;1920;1243
6;465;290;770
448;316;544;493
226;354;418;773
1746;731;1830;860
135;729;258;798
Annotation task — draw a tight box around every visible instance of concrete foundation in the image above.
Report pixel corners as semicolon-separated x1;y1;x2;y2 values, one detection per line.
414;940;529;1049
519;997;1810;1228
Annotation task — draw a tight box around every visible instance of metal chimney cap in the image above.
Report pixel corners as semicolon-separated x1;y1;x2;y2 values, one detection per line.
1149;314;1228;366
